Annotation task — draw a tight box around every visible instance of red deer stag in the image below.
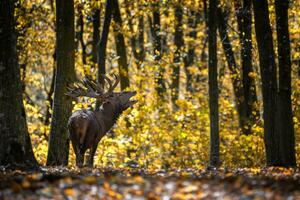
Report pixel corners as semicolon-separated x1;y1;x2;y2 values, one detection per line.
66;74;137;167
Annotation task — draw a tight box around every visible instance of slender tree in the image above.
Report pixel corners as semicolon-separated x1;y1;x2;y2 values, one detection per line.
137;6;145;63
124;0;145;65
0;0;37;168
208;0;219;167
234;0;258;135
184;9;201;92
47;0;76;166
151;3;166;97
252;0;279;166
96;0;113;109
217;8;247;135
92;8;101;66
112;0;130;90
171;3;184;109
275;0;296;166
97;0;113;82
75;5;87;66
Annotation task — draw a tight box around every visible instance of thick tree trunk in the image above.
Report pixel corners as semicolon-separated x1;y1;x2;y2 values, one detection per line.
0;0;37;168
217;8;247;135
112;0;130;90
252;0;279;166
208;0;219;167
234;0;258;135
171;4;184;109
47;0;75;166
151;3;166;97
275;0;296;167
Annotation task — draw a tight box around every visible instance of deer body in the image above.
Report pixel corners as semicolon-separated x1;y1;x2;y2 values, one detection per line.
66;74;137;167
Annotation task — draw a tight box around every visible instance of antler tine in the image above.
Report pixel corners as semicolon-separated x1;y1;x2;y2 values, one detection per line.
110;73;120;92
83;76;104;94
66;76;106;100
101;74;113;93
82;77;96;93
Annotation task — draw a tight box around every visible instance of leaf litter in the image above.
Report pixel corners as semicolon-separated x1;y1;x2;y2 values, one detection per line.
0;167;299;200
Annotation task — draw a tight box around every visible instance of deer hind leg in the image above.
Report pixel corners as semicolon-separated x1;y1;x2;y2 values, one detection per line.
87;142;98;167
72;142;84;167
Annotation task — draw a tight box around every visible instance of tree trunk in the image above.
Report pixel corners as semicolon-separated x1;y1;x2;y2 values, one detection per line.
112;0;130;90
137;9;145;63
0;0;37;168
275;0;296;167
96;0;113;109
124;0;138;61
171;4;184;109
208;0;219;167
252;0;279;166
44;60;56;127
151;3;166;97
217;8;248;135
92;9;101;65
184;10;200;93
75;6;87;66
234;0;258;135
47;0;75;166
124;1;145;66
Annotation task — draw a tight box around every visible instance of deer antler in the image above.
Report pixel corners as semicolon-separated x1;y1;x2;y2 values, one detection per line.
66;74;120;99
100;73;120;93
66;76;105;100
108;74;120;93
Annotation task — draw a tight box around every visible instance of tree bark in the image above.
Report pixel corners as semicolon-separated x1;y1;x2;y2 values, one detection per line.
0;0;37;168
137;9;145;63
252;0;279;166
44;58;56;127
208;0;219;167
96;0;113;109
275;0;296;167
75;6;87;65
47;0;76;166
184;10;200;93
217;8;248;135
234;0;258;135
171;4;184;109
92;9;101;65
112;0;130;90
124;1;144;66
124;0;138;61
151;3;166;97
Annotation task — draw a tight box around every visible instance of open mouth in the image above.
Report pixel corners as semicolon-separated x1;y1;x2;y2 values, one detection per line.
124;91;137;108
126;99;138;107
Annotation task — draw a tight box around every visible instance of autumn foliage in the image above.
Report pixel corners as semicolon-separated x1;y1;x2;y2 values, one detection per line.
15;0;300;169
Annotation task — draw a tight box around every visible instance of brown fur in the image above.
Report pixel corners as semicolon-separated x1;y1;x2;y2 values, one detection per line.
68;91;137;167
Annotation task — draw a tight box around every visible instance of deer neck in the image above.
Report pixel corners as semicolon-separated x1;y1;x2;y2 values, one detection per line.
97;103;123;132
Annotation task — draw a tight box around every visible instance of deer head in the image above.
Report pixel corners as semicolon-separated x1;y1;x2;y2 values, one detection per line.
66;74;137;167
66;74;137;110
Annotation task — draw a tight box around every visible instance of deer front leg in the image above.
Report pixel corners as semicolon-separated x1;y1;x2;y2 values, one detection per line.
86;143;98;167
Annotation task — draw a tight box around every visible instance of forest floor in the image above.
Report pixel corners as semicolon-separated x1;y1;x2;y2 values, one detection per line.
0;167;299;200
